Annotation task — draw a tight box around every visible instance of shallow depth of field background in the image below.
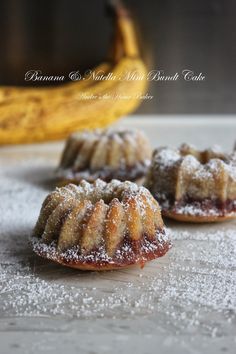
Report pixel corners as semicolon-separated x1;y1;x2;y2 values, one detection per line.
0;0;235;114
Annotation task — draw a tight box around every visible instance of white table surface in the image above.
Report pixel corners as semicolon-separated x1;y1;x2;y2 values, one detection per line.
0;116;236;354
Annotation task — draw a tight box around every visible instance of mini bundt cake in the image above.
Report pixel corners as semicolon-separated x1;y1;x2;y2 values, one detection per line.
57;129;152;184
32;179;170;270
145;144;236;222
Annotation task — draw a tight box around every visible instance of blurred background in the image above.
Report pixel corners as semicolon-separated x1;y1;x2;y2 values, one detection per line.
0;0;235;114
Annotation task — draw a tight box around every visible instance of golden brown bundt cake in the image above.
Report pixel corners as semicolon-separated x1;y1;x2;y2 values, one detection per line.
145;144;236;222
57;128;152;184
32;179;170;270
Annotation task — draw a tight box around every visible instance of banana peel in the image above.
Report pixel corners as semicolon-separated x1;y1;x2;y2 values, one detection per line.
0;1;148;144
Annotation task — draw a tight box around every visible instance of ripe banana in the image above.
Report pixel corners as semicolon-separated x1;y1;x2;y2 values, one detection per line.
0;62;112;103
0;1;148;144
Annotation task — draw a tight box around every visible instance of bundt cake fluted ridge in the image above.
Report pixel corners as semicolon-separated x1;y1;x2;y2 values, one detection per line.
32;179;170;270
145;144;236;222
57;128;152;184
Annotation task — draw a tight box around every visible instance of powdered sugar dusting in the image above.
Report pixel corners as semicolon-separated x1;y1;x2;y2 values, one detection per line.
155;147;180;169
31;177;169;266
147;144;236;219
31;228;169;267
59;128;152;183
152;144;236;178
175;203;219;216
1;144;236;342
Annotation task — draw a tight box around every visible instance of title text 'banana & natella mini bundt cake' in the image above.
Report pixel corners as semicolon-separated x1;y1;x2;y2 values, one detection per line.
57;128;152;184
31;179;170;270
145;143;236;222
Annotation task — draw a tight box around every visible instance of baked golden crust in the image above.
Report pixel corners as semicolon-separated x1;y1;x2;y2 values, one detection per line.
32;179;170;270
57;129;152;183
145;144;236;223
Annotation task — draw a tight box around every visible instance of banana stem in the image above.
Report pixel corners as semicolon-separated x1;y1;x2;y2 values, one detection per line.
109;0;140;58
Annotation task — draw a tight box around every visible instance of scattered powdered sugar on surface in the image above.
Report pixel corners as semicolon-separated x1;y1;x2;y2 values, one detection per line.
0;152;236;339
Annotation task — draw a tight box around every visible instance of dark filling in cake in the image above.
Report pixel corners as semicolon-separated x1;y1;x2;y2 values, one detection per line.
58;161;150;183
31;229;170;269
156;193;236;217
